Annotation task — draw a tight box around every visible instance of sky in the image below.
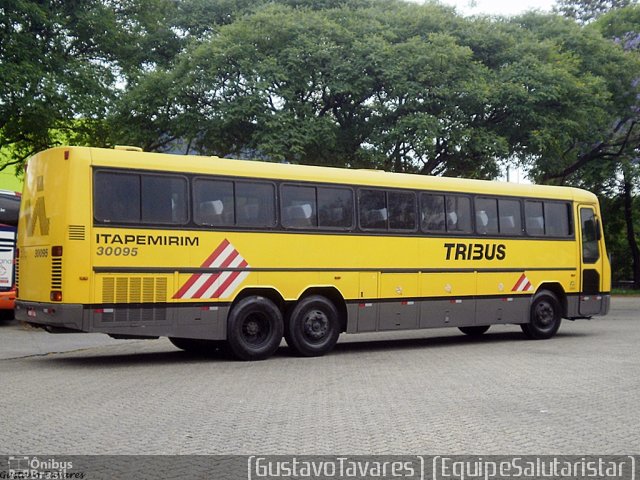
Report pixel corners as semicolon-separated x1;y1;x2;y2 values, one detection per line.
437;0;557;16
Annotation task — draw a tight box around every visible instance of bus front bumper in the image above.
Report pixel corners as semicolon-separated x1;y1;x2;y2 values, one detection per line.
15;301;85;332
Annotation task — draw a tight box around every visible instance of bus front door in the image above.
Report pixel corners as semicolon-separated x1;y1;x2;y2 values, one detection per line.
579;206;604;316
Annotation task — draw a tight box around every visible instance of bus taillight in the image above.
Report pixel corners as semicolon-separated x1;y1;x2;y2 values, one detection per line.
52;246;63;257
50;291;62;302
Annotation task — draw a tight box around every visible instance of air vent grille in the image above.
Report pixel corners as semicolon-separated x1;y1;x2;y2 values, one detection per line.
68;225;85;241
51;258;62;289
101;276;168;304
99;276;169;324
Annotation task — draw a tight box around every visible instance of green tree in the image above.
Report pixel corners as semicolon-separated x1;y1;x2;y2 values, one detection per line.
118;1;626;183
0;0;181;171
538;3;640;286
554;0;635;23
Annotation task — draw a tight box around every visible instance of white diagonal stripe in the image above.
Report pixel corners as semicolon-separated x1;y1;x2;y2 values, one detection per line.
182;243;236;298
218;270;250;299
201;254;245;298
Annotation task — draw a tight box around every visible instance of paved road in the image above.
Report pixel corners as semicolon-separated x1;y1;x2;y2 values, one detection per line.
0;297;638;455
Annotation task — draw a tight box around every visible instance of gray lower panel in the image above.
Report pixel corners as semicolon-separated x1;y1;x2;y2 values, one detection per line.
91;306;229;340
476;297;530;325
379;301;419;330
567;293;610;318
418;298;476;328
351;296;532;333
16;301;85;331
17;301;229;340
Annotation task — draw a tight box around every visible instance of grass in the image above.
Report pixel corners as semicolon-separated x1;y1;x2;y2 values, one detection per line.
612;287;640;296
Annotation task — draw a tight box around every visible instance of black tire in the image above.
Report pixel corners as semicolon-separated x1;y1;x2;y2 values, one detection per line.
459;325;490;337
285;295;340;357
227;296;283;361
168;337;222;355
521;290;562;339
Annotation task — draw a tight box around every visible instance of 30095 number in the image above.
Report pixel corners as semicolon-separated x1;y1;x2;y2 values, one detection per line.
96;247;138;256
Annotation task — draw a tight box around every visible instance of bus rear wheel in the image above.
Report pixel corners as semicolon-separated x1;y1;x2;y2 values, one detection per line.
285;295;340;357
227;296;283;361
459;325;490;337
521;290;562;340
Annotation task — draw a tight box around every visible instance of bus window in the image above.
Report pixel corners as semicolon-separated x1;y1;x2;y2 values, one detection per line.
141;175;188;224
359;189;387;230
236;182;276;227
194;179;234;226
545;202;571;237
581;208;600;263
475;198;498;235
446;196;472;233
388;191;416;231
498;199;522;235
525;200;544;236
94;171;140;223
317;187;353;229
420;194;446;232
282;185;317;228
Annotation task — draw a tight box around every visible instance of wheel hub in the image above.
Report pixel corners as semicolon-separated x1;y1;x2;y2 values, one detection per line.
536;301;554;327
245;320;260;336
303;310;328;340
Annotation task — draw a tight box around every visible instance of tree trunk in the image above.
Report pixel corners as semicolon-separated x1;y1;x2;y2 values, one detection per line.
622;168;640;289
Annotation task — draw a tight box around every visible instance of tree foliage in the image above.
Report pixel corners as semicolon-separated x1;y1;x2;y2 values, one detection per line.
2;0;640;282
0;0;181;170
554;0;635;23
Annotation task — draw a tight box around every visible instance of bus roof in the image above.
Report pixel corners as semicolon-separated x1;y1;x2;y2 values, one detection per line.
40;146;598;203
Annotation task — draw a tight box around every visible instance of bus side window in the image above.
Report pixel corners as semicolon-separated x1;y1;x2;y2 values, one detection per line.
446;195;472;233
359;189;387;230
498;198;522;235
475;198;498;235
388;191;416;231
94;171;141;223
420;193;446;232
194;179;234;226
236;182;276;227
525;200;545;236
282;185;317;228
544;202;571;236
318;187;353;229
141;175;188;225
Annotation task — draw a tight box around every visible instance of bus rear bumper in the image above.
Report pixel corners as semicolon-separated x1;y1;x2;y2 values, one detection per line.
15;301;229;340
15;301;85;332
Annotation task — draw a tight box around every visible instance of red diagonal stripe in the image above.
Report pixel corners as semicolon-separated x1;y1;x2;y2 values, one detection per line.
512;273;526;292
192;249;240;299
172;239;230;299
210;259;248;298
200;238;231;267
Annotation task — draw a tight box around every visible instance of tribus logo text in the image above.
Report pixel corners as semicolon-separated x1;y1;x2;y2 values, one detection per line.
444;242;507;261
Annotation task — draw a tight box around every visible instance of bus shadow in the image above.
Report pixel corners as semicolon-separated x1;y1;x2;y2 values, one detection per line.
330;329;591;355
44;329;592;367
47;348;233;367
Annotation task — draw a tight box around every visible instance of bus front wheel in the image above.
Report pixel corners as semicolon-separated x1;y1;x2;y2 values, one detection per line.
285;295;340;357
521;290;562;340
227;296;284;361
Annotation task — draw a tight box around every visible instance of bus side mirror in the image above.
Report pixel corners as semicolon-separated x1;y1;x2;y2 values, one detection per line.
596;218;602;241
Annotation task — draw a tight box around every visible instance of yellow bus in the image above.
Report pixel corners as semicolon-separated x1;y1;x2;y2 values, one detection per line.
16;146;611;360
